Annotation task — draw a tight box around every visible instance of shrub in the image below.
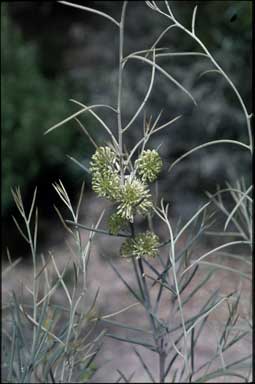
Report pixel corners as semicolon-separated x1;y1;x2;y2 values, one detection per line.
2;1;252;383
2;184;104;383
52;2;251;382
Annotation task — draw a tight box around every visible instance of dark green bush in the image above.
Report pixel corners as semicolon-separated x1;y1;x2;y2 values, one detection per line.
1;3;94;215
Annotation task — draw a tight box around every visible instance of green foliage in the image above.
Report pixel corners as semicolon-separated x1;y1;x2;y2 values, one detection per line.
2;185;103;383
1;3;92;215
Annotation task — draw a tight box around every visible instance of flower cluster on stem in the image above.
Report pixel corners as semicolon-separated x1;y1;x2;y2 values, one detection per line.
90;145;162;256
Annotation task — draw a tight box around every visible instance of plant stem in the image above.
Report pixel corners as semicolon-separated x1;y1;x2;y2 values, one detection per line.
117;1;128;184
130;222;168;383
129;223;161;373
66;220;131;237
25;219;37;357
159;352;166;383
137;256;155;327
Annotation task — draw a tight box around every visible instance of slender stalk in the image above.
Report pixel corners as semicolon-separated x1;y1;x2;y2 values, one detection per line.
130;224;157;335
155;204;190;377
25;215;38;361
58;1;120;27
131;257;145;301
118;1;128;184
138;256;156;334
190;29;252;152
159;352;166;383
66;220;131;238
152;5;252;153
129;223;168;383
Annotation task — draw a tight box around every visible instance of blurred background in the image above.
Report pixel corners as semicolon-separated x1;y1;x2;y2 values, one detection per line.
1;1;252;258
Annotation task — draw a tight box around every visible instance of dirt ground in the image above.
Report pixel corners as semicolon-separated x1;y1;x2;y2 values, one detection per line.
2;194;252;383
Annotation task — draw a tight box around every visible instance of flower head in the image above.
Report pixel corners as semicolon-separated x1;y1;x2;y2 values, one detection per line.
91;170;121;200
117;177;153;221
90;146;121;200
121;231;160;259
90;147;158;222
90;146;119;173
135;149;162;182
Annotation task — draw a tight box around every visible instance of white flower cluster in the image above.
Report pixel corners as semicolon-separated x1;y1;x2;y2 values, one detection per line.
121;231;160;259
90;146;162;223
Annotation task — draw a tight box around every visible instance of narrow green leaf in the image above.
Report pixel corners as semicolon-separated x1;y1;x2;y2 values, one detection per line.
109;260;142;303
125;54;197;105
179;265;199;296
181;269;215;307
100;318;151;334
116;369;129;383
223;331;250;352
53;205;74;236
169;140;250;174
66;220;131;238
133;347;156;382
106;333;156;351
196;369;249;383
58;1;120;27
66;155;91;175
74;117;98;149
28;187;37;224
12;216;29;243
76;181;85;220
191;5;198;34
7;324;17;382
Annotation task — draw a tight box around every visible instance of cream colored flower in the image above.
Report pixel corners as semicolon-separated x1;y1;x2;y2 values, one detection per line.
90;146;121;200
90;146;118;173
135;149;162;182
91;170;121;200
117;177;153;221
121;231;160;258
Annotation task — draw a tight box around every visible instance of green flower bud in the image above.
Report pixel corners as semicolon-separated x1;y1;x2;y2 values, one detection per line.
117;177;153;221
121;231;160;259
135;149;163;182
108;212;128;235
